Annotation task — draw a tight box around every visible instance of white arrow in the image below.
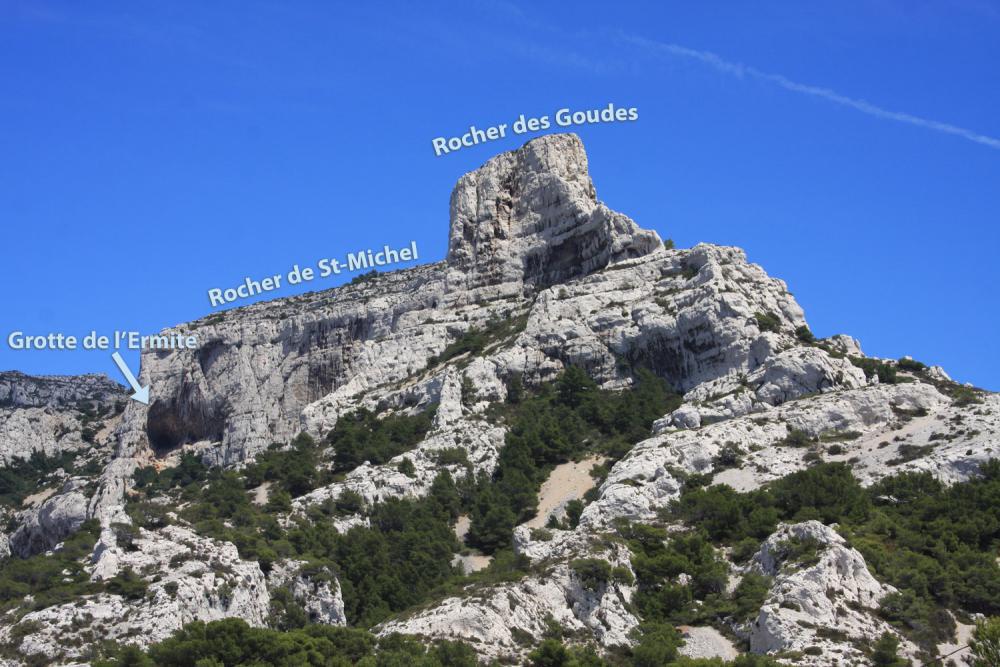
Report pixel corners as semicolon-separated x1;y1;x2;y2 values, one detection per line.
111;351;150;405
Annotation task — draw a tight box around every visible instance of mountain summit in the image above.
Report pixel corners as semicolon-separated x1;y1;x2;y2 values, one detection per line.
447;133;661;291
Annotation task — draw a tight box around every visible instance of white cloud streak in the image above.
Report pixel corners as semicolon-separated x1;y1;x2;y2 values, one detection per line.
623;34;1000;151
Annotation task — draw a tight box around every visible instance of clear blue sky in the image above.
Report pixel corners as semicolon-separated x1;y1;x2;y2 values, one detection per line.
2;1;998;390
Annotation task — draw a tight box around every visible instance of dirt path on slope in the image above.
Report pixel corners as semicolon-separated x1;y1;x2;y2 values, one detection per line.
525;455;606;529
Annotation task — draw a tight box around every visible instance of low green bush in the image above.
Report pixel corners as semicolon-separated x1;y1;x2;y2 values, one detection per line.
755;312;782;333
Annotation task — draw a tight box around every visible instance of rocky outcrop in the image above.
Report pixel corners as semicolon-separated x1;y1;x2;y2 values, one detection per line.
0;371;123;410
379;527;638;661
747;521;917;665
0;372;124;468
267;559;346;626
582;380;997;530
292;417;504;513
112;134;658;467
1;525;269;663
8;478;90;557
446;132;661;292
0;373;126;557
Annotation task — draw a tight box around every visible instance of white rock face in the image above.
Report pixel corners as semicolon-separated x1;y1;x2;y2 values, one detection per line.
749;346;866;405
447;132;662;291
108;134;840;474
747;521;917;666
9;478;90;557
291;417;505;513
584;380;997;529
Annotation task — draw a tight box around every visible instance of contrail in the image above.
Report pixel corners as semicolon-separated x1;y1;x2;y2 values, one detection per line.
623;34;1000;151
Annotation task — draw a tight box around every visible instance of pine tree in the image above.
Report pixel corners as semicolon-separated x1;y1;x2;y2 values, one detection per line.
871;632;909;667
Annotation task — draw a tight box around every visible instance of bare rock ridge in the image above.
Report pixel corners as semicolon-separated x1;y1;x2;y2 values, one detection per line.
446;132;662;291
122;132;665;466
0;371;123;467
0;371;123;409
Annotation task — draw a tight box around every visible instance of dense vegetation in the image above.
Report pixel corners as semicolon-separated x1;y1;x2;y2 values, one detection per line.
621;523;770;629
122;367;677;631
94;616;794;667
0;449;78;507
132;446;462;627
849;356;899;384
327;407;436;473
753;312;782;333
667;461;1000;657
93;618;479;666
465;367;681;553
0;519;103;612
80;363;1000;665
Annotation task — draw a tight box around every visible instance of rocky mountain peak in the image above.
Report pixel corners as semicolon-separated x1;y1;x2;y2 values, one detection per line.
446;133;662;291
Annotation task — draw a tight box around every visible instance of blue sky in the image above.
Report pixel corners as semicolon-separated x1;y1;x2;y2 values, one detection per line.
1;1;998;390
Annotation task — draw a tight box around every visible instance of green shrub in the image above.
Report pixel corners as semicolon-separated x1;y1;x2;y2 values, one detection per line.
563;499;585;529
896;357;927;373
630;623;682;667
467;367;680;553
625;527;729;625
334;489;365;515
570;558;612;591
795;325;816;344
530;528;553;542
771;463;870;524
952;386;983;407
777;536;823;569
970;617;1000;667
106;568;148;600
663;461;1000;654
755;312;782;333
780;428;816;448
349;269;378;285
0;450;77;506
870;631;909;667
397;457;417;477
850;356;898;384
611;566;635;586
0;519;102;611
731;537;762;564
428;316;528;367
714;442;744;469
96;618;392;666
435;447;471;467
241;433;331;497
819;429;862;442
887;443;933;466
731;572;772;622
